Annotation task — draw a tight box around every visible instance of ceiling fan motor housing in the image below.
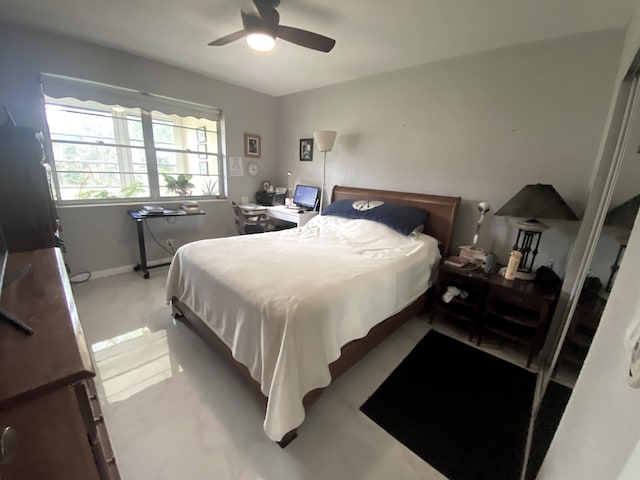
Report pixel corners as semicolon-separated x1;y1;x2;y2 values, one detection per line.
209;0;335;52
242;8;279;37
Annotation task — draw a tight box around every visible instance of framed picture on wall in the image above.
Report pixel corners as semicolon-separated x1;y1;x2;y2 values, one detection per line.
244;133;261;158
199;161;209;175
300;138;313;161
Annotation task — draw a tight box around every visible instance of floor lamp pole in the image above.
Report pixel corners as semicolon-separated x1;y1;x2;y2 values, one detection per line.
319;151;327;214
313;130;336;214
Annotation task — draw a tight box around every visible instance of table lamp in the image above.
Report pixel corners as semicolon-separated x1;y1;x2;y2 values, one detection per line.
472;201;491;248
495;184;579;280
458;201;491;265
286;171;293;205
604;193;640;291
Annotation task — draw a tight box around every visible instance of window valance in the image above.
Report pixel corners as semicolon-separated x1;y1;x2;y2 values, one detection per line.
40;73;221;122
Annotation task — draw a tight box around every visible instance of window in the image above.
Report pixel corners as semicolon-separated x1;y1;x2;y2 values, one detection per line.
41;76;224;203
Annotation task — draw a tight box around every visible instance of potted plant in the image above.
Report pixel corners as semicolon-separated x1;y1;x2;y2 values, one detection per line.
200;178;218;196
163;174;194;196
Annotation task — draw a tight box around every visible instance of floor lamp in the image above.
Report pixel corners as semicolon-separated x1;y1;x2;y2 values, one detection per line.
313;130;337;214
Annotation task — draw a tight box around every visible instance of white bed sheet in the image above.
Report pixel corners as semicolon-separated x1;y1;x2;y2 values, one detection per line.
166;215;441;441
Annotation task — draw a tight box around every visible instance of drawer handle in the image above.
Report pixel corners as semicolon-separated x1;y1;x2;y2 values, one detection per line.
509;295;523;303
0;426;17;465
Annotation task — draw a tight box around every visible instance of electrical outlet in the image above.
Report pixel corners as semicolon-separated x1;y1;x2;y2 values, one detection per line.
166;238;174;249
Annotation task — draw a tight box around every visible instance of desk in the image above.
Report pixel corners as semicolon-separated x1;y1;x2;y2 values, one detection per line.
127;209;205;279
266;205;318;227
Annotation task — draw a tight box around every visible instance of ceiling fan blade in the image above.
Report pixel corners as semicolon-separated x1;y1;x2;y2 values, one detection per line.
208;30;247;46
239;0;261;18
277;25;335;52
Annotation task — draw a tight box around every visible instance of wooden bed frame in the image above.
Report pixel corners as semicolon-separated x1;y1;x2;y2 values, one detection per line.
171;185;460;446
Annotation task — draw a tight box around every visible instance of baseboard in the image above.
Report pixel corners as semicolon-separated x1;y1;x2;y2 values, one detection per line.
87;256;174;280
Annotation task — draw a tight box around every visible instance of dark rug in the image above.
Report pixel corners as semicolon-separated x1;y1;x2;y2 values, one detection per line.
360;331;569;480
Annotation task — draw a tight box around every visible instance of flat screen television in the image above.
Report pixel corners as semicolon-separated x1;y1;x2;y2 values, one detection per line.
0;225;33;335
0;225;6;292
293;185;320;211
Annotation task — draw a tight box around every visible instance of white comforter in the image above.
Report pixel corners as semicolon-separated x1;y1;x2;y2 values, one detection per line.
166;215;440;441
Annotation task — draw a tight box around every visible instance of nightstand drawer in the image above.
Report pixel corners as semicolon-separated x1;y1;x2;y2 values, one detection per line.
489;284;540;311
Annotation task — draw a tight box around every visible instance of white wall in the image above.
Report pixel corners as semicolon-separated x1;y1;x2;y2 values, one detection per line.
276;31;623;269
0;24;626;275
56;201;235;275
540;4;640;478
0;22;276;273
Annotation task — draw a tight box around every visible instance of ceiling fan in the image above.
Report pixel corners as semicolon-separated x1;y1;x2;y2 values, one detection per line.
208;0;336;53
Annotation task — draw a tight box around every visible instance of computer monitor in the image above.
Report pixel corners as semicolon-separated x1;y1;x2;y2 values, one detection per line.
293;185;320;211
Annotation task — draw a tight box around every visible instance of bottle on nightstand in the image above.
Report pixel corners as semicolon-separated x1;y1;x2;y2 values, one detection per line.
505;250;522;280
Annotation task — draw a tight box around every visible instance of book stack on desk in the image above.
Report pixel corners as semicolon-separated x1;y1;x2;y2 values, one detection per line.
180;200;200;214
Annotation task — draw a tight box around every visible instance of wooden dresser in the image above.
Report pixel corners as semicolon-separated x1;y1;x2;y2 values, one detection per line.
0;248;119;479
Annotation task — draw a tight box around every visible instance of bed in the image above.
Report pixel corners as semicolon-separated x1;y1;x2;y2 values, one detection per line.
167;185;460;446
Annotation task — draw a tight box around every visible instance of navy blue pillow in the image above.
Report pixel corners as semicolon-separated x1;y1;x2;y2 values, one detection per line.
322;199;427;235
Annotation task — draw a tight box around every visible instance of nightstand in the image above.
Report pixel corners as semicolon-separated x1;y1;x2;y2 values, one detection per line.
479;276;559;368
429;263;490;340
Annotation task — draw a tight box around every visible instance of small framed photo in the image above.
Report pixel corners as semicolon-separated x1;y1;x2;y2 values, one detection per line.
199;161;209;175
300;138;313;161
196;127;206;144
244;133;261;158
262;180;271;191
197;143;207;159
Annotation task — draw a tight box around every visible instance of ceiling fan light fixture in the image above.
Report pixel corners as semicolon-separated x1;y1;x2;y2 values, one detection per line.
247;33;275;51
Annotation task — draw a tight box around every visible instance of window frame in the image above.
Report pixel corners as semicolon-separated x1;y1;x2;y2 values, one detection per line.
41;88;225;206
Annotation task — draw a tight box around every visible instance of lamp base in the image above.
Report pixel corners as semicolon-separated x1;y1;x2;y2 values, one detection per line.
498;268;536;281
515;270;536;281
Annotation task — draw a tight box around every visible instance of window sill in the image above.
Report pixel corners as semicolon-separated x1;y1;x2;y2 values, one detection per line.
57;197;228;209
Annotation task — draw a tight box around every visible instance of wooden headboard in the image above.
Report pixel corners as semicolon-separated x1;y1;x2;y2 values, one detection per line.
331;185;461;258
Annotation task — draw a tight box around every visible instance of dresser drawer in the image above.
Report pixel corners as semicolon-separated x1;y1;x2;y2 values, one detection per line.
0;387;100;480
74;379;120;480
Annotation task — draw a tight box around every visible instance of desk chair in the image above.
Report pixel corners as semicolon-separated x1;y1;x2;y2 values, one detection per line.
231;202;275;235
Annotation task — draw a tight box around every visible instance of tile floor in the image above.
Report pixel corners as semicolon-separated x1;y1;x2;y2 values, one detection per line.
72;268;548;480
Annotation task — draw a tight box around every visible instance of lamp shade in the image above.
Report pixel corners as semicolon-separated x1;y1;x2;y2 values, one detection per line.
605;193;640;229
313;130;337;152
494;184;579;220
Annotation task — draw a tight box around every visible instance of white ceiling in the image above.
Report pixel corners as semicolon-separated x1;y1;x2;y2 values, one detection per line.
0;0;636;97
